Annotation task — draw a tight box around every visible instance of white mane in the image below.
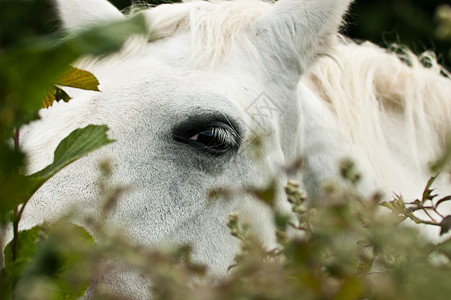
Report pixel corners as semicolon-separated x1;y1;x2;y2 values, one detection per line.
304;39;451;191
144;0;272;66
77;0;271;70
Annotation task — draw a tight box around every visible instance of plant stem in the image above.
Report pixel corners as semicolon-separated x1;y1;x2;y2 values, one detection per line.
12;208;19;262
11;127;21;262
421;207;438;223
12;203;28;263
405;212;440;226
13;128;20;151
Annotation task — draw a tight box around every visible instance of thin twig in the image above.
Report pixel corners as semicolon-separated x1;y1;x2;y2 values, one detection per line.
433;204;446;219
421;207;438;223
404;213;440;227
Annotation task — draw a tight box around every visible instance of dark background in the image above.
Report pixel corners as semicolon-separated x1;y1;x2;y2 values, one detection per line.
344;0;450;69
114;0;451;69
1;0;450;69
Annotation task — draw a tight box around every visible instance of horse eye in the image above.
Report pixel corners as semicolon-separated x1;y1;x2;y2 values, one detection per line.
174;125;239;155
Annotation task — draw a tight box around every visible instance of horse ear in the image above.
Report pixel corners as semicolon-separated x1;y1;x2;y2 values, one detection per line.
255;0;352;75
55;0;124;31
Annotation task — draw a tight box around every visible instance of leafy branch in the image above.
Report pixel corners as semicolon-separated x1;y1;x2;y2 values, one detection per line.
0;12;147;299
381;176;451;235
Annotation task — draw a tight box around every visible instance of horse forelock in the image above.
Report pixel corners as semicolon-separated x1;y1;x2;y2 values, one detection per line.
76;0;272;71
145;0;272;66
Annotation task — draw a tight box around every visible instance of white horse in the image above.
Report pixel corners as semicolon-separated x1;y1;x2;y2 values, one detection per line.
14;0;451;297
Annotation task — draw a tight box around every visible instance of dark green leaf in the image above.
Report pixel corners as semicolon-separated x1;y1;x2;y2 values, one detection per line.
1;226;41;299
440;215;451;236
4;226;41;268
422;176;438;204
436;196;451;209
28;125;114;196
19;223;94;299
436;237;451;259
253;185;276;207
2;223;95;299
63;14;147;56
334;276;364;300
274;211;291;230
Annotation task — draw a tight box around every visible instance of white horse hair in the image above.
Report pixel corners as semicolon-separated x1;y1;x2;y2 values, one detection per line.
8;0;451;298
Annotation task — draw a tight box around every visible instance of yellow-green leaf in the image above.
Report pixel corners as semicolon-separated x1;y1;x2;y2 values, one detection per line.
56;66;100;91
42;87;71;109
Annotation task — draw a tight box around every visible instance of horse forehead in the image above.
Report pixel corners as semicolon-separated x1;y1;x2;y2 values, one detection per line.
82;34;266;131
95;35;194;85
97;63;254;112
99;70;242;111
92;33;258;97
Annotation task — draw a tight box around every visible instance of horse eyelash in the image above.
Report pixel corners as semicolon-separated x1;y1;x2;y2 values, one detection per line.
195;127;239;148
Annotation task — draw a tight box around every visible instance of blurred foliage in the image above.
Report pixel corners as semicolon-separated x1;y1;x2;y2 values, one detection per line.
1;223;95;299
436;5;451;41
0;0;58;48
0;0;147;297
6;158;451;299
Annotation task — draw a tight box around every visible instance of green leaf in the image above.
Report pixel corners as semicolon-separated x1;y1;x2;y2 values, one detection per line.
381;195;407;215
56;67;100;91
28;125;114;195
436;237;451;259
1;125;113;218
4;226;41;268
334;276;364;300
248;181;277;207
1;226;41;299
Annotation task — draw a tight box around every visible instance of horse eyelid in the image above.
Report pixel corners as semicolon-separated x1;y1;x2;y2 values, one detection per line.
173;124;240;155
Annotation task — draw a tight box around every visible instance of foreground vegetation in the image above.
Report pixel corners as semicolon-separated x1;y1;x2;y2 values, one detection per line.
2;159;451;299
1;1;451;299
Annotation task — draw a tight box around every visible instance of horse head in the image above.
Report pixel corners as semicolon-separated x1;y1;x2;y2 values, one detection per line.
23;0;439;297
